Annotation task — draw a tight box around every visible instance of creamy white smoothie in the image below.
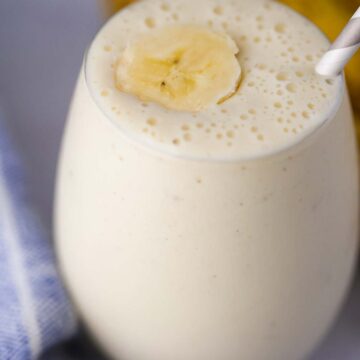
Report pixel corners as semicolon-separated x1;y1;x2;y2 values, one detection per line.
55;0;359;359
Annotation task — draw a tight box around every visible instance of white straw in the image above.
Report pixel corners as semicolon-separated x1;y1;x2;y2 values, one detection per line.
316;7;360;77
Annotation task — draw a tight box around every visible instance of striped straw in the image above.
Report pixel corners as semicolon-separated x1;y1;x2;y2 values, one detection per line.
316;7;360;77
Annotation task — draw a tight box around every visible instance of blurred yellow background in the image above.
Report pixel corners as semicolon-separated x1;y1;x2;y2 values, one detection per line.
102;0;360;134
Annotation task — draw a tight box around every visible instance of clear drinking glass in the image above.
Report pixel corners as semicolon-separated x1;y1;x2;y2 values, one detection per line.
55;5;359;360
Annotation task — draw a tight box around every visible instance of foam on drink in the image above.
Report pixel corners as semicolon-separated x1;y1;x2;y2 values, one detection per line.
86;0;342;160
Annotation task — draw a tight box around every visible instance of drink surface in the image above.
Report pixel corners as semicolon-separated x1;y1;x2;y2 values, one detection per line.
86;0;342;160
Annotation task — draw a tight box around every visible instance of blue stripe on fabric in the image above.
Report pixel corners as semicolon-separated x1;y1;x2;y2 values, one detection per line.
0;118;77;359
0;139;32;359
0;221;31;360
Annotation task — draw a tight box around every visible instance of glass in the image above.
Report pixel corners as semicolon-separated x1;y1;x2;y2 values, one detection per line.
55;8;359;360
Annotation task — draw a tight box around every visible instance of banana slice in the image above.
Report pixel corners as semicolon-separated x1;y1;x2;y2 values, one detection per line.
115;25;241;112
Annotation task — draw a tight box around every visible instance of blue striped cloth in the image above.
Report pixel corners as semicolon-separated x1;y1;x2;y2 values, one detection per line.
0;120;77;360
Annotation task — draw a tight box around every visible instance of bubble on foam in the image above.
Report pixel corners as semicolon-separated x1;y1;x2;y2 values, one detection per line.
274;102;282;109
213;6;224;15
240;114;248;120
274;23;286;33
172;138;180;145
256;63;267;70
172;13;179;21
308;103;315;110
251;126;258;133
248;108;256;115
143;127;149;133
257;134;264;141
264;2;272;10
161;3;170;11
147;117;158;126
145;17;156;28
183;133;192;142
276;72;288;81
101;89;109;97
302;111;310;119
226;130;235;139
305;54;313;61
196;122;204;128
103;45;112;52
254;36;261;43
286;83;296;93
216;133;223;140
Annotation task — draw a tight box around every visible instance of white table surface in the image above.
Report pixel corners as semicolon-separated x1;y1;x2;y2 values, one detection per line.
0;1;359;359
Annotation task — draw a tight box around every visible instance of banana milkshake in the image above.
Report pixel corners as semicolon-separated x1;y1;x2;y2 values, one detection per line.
55;0;359;359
